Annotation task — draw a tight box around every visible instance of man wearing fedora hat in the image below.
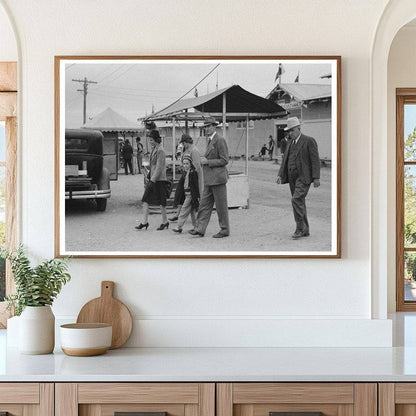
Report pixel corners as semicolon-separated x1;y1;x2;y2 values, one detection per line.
277;116;320;239
189;116;230;238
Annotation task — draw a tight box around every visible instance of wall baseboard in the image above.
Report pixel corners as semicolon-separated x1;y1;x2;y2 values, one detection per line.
56;317;392;348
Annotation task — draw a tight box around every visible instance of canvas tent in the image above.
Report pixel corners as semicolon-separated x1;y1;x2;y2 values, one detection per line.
145;84;287;172
83;107;142;132
83;107;144;179
147;85;287;124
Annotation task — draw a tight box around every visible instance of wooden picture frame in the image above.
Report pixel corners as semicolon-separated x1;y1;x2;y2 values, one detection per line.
55;56;341;258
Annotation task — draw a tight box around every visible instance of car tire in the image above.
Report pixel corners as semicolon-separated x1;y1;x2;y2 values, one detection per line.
96;198;107;211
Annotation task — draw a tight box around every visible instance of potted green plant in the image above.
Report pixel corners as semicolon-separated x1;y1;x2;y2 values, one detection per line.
1;245;71;354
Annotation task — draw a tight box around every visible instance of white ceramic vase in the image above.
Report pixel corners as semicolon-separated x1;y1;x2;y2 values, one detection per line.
19;305;55;354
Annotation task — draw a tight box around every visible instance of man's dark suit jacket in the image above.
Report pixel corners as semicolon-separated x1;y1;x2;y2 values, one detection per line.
278;133;320;185
203;133;229;186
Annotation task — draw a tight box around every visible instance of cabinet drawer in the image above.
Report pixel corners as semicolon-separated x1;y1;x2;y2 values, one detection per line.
217;383;376;416
56;383;215;416
0;383;53;416
0;383;39;403
379;383;416;416
78;383;200;404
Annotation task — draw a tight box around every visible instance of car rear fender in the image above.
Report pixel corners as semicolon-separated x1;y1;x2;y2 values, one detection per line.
97;167;110;190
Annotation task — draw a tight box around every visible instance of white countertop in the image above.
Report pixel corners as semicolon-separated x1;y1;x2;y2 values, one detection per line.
2;328;416;382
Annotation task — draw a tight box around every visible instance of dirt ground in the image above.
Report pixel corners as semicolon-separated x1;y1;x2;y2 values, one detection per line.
65;159;333;254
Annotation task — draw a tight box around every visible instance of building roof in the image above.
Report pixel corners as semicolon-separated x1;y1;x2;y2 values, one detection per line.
145;85;287;122
267;83;332;102
83;107;142;132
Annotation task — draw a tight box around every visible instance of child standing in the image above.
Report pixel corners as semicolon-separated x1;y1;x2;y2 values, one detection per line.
172;155;200;233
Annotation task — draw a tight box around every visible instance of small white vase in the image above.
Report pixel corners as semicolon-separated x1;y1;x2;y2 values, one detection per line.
19;306;55;354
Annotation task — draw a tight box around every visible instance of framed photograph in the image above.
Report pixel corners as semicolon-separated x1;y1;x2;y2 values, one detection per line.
55;56;341;258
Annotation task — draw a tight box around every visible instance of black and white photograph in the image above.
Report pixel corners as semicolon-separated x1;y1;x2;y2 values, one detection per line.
55;56;341;257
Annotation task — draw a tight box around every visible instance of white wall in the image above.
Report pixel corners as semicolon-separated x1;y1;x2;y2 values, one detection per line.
387;25;416;312
0;3;17;61
0;0;394;346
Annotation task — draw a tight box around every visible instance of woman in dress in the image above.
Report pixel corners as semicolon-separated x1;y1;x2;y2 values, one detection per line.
135;130;169;230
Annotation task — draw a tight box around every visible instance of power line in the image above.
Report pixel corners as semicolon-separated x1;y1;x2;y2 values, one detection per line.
96;65;125;84
93;65;136;92
65;90;84;108
147;64;220;120
89;89;178;100
88;91;172;103
93;84;189;93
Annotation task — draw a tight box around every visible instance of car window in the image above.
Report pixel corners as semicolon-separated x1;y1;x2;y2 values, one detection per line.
65;138;89;151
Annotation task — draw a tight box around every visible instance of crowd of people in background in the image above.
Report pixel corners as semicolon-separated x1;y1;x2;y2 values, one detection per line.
258;134;289;161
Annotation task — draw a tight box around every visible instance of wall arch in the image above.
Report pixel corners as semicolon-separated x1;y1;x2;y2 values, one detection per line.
0;1;19;61
371;0;416;319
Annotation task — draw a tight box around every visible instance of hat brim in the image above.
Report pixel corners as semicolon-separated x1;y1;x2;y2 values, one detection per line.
284;123;301;131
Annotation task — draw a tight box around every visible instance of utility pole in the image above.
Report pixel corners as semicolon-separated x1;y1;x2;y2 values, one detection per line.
72;77;97;124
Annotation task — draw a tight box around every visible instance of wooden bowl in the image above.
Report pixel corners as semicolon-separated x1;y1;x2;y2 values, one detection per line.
60;323;112;356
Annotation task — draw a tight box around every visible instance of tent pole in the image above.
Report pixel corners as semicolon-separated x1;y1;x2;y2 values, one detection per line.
246;114;249;176
172;117;176;181
222;93;226;140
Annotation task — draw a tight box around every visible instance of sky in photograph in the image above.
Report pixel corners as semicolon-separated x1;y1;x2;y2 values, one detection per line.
64;59;332;128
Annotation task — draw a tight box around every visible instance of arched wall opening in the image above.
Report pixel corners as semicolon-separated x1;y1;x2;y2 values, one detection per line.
0;1;19;327
0;2;18;61
387;18;416;313
371;0;416;319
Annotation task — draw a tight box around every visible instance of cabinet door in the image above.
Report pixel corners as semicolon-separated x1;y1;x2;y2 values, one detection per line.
56;383;215;416
217;383;377;416
379;383;416;416
0;383;53;416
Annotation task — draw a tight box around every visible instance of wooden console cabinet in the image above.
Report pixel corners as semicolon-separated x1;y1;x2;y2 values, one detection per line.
54;382;377;416
217;383;377;416
0;383;53;416
0;381;400;416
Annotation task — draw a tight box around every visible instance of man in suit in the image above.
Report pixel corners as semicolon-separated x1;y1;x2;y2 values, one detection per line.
277;117;320;239
189;117;230;238
122;139;134;175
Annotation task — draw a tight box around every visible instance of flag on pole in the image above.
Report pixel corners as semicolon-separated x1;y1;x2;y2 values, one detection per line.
275;63;285;82
294;71;299;83
194;88;198;97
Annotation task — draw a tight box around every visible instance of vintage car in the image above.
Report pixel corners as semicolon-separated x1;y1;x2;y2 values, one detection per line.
65;129;111;211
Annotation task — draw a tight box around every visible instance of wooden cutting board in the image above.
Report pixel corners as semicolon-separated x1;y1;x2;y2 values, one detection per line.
76;281;133;349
